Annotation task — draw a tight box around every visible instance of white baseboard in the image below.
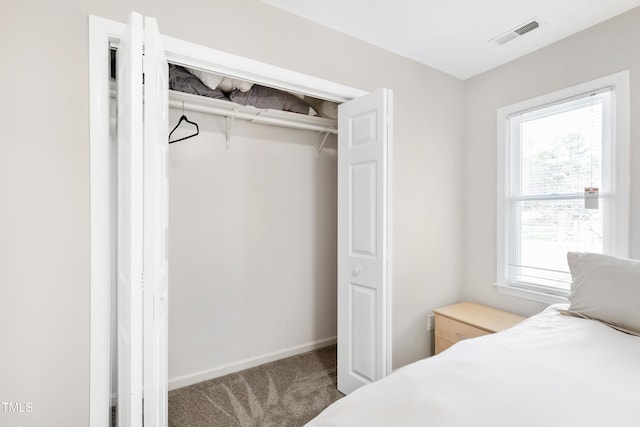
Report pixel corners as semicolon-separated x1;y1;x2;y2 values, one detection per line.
168;336;337;391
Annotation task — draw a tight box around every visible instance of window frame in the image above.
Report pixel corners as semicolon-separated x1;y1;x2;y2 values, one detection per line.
496;71;630;304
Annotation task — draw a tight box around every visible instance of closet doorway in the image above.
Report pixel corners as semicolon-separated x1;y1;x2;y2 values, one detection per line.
89;12;393;427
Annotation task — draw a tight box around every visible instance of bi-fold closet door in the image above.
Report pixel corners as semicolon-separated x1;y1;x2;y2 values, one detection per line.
116;11;169;427
337;88;393;395
114;10;391;426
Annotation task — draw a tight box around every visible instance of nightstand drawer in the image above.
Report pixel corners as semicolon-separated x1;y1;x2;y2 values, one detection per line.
432;302;526;355
435;314;490;345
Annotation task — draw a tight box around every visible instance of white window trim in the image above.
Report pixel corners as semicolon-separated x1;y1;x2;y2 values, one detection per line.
495;71;630;304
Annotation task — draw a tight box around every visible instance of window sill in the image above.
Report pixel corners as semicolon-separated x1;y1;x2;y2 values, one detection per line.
494;283;568;305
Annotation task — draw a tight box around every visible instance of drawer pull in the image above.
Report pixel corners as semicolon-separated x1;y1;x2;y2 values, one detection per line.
455;332;470;340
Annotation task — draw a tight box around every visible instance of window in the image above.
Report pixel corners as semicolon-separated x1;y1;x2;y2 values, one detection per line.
496;72;629;303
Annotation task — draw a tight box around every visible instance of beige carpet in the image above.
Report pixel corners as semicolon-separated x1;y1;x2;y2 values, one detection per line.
168;345;344;426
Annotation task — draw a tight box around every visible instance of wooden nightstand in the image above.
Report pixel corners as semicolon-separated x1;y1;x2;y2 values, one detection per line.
433;302;525;355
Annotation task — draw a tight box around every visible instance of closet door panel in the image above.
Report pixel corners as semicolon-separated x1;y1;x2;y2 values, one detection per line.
116;11;144;427
337;89;393;395
143;15;169;427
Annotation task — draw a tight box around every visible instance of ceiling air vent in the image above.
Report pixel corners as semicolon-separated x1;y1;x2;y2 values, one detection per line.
490;18;545;46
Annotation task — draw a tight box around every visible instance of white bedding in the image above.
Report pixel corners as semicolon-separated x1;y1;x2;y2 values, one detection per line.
307;305;640;426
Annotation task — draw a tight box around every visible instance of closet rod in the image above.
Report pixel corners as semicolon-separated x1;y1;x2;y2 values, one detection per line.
168;99;338;135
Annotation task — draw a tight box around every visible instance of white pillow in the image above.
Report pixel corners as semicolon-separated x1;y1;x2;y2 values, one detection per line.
186;68;223;91
186;69;254;93
217;77;254;93
315;100;338;120
567;252;640;334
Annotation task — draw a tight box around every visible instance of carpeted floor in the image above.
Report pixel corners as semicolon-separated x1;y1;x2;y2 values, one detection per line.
168;345;344;427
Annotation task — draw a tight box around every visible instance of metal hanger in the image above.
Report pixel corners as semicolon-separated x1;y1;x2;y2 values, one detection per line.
169;102;199;144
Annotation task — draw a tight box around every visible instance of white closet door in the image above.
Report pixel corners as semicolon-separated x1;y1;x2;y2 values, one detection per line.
116;11;144;427
143;15;169;427
337;88;393;395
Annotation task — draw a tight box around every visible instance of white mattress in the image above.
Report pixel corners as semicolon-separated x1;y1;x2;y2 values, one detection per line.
307;304;640;426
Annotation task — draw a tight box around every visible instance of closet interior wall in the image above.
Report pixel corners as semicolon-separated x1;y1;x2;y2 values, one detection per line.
167;104;339;388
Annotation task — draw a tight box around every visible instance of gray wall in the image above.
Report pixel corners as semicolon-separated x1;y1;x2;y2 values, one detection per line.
462;7;640;315
0;0;464;425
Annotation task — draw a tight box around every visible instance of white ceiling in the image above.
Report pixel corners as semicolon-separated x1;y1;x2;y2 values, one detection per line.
262;0;640;80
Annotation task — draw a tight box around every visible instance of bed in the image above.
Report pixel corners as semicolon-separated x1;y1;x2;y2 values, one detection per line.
307;252;640;426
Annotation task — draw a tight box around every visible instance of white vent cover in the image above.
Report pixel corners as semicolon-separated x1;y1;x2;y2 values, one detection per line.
490;18;546;46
